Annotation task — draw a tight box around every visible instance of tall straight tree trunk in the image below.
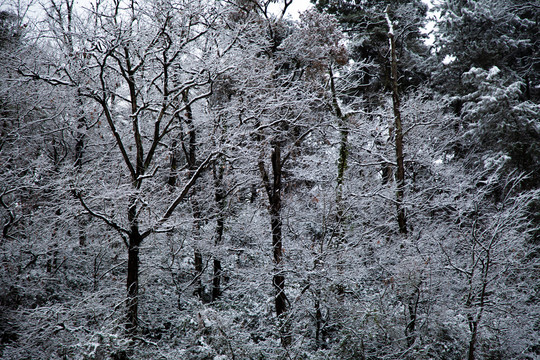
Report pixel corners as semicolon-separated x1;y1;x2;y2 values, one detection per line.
126;196;142;333
315;298;323;350
329;65;349;242
126;231;141;333
212;158;225;301
74;95;86;170
191;199;204;298
270;144;286;318
468;319;478;360
75;93;87;247
259;143;289;346
50;0;90;247
386;7;407;235
183;90;204;298
271;208;286;317
168;139;179;187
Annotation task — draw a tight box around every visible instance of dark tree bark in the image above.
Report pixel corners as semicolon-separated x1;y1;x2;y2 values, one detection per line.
74;94;87;247
329;65;349;242
74;93;86;170
193;246;204;297
405;288;420;347
465;233;489;360
168;139;179;187
386;7;407;235
270;145;287;317
212;158;225;301
259;142;290;346
126;194;142;332
126;231;141;333
468;320;478;360
315;298;323;349
183;89;205;298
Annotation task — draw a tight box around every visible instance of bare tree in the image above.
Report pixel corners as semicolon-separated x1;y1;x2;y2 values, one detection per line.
20;0;223;333
440;173;539;360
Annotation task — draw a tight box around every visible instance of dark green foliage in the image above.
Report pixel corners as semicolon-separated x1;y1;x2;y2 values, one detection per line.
433;0;540;192
314;0;429;98
433;0;540;101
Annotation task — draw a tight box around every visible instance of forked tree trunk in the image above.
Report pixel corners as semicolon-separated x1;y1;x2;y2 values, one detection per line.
466;239;489;360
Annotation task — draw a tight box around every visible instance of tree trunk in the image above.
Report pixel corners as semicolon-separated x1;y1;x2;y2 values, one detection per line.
212;258;222;301
184;89;204;299
270;144;287;318
212;159;225;301
126;192;143;334
315;298;323;350
330;66;349;241
271;210;286;317
405;288;419;347
191;195;204;298
468;316;479;360
386;8;407;234
75;94;87;247
126;230;141;333
74;94;86;170
259;143;290;346
194;245;203;297
168;139;179;187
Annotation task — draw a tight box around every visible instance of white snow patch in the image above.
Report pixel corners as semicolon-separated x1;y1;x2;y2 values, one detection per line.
443;55;456;65
487;66;501;79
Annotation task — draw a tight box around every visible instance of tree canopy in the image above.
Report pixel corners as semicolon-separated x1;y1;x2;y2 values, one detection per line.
1;0;538;359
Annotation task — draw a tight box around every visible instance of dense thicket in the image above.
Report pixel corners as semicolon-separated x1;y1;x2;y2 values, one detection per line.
1;0;538;359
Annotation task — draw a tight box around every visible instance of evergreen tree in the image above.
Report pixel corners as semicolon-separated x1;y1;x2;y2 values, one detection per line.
433;0;540;188
434;0;539;101
314;0;429;99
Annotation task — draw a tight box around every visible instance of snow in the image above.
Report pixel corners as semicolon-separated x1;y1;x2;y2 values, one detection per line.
443;55;456;65
487;66;501;79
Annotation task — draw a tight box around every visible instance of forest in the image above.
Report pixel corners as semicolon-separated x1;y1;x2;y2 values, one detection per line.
0;0;539;359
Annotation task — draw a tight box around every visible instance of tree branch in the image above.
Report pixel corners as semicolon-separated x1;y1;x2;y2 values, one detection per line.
73;190;130;245
281;126;315;166
143;152;216;238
